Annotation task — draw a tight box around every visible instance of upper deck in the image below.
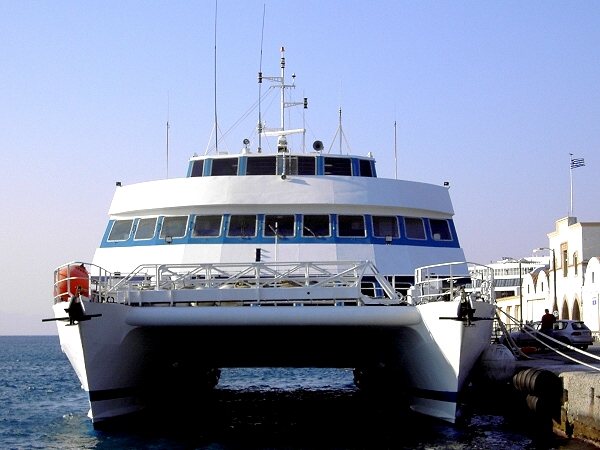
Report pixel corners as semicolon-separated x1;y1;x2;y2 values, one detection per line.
187;152;376;178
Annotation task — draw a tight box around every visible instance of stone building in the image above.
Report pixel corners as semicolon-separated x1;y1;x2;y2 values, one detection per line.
502;216;600;336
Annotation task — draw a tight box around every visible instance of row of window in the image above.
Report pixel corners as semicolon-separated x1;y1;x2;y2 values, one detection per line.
105;213;455;245
188;155;375;178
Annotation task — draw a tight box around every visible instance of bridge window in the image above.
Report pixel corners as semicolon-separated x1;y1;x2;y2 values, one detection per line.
359;159;373;177
372;216;399;238
429;219;452;241
160;216;188;239
404;217;426;240
246;157;277;175
228;215;257;237
264;215;295;237
303;215;330;237
190;160;204;177
296;156;316;175
211;158;238;176
338;215;366;237
134;218;157;240
108;219;133;241
192;215;222;237
324;157;352;176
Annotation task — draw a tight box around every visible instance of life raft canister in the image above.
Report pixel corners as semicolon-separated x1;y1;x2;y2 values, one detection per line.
56;264;90;301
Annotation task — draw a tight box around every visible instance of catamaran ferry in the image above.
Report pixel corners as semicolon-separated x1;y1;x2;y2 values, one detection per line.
47;47;496;428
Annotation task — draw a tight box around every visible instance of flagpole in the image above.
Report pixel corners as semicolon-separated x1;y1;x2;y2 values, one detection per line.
569;153;573;217
569;154;586;217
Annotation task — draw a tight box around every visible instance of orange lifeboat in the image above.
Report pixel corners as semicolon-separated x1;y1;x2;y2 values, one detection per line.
56;264;90;301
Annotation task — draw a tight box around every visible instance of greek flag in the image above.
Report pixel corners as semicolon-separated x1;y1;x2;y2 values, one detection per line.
570;158;585;169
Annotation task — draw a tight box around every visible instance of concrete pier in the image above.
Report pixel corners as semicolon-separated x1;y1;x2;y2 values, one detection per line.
510;343;600;445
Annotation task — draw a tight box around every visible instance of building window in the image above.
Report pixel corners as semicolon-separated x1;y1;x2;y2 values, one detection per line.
573;252;578;275
561;245;568;277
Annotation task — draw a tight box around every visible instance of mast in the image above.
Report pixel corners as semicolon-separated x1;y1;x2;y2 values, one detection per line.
338;108;343;154
394;120;397;180
257;4;266;153
260;47;307;152
213;0;219;154
280;47;285;132
166;119;170;179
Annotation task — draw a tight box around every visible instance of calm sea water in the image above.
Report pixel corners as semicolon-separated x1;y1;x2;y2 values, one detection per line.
1;336;597;450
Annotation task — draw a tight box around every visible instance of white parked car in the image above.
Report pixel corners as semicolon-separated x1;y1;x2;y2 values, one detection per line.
500;319;593;350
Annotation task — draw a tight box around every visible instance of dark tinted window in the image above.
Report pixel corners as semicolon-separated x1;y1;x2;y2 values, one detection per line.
278;156;316;175
359;159;373;177
192;215;222;237
211;158;238;176
246;157;277;175
404;217;426;240
373;216;399;238
338;215;365;237
264;215;295;237
324;157;352;176
190;160;204;177
429;219;452;241
303;215;330;237
296;156;316;175
134;218;157;240
227;215;257;237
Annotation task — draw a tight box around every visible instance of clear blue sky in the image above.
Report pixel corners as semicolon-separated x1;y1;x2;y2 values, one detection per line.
2;1;599;335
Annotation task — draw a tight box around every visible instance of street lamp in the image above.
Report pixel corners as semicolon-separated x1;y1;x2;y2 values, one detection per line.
534;247;557;314
502;256;533;325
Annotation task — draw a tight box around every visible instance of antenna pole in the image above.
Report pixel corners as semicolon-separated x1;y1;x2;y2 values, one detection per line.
394;120;397;180
338;108;342;154
257;4;266;153
166;120;170;178
213;0;218;154
280;46;285;131
166;93;170;178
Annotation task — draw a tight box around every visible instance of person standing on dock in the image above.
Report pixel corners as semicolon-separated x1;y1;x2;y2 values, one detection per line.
540;308;556;336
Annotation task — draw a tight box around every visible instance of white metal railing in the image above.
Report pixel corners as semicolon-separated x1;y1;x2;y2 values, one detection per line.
412;261;496;305
53;260;404;307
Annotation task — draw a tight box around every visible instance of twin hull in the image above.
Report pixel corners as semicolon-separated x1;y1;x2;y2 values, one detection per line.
54;299;495;426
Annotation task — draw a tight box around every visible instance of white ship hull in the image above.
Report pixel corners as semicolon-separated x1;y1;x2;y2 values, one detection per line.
54;289;494;426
